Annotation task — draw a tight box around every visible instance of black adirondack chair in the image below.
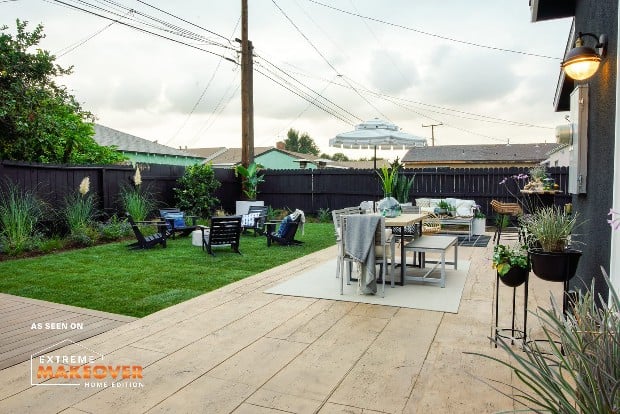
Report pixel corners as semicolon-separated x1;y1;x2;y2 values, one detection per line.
199;216;242;256
159;208;197;239
126;213;167;249
241;205;268;236
267;215;304;247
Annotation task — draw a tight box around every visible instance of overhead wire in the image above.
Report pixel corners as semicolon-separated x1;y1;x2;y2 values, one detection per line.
271;0;392;122
304;0;562;60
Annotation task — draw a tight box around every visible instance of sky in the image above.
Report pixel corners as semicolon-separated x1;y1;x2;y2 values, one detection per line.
3;0;573;159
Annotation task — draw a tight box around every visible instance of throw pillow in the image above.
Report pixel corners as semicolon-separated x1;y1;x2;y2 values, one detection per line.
456;200;476;217
241;212;260;227
415;198;430;207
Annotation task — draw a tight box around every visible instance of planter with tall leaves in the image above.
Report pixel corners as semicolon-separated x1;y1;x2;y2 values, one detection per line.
376;164;401;217
522;206;582;282
234;162;265;215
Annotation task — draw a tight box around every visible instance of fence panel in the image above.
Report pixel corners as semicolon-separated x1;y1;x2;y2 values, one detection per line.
1;161;570;221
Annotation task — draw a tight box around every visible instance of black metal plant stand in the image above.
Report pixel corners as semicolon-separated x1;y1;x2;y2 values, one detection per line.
494;272;529;347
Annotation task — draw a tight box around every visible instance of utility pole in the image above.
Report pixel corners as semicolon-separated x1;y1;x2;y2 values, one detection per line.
422;122;442;146
240;0;254;167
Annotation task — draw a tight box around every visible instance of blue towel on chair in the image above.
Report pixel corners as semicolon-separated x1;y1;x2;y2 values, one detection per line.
344;215;380;294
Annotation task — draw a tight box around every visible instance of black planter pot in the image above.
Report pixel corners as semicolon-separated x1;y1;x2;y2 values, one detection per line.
499;266;529;287
529;248;582;282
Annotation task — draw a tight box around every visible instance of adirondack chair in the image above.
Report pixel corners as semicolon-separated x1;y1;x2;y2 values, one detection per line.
159;208;197;239
198;216;242;256
126;213;167;250
241;205;268;236
267;212;304;247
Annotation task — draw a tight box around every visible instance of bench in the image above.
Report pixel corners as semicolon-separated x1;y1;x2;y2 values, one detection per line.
403;235;458;288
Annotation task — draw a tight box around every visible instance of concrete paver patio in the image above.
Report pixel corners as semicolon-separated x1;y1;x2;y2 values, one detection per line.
0;234;562;413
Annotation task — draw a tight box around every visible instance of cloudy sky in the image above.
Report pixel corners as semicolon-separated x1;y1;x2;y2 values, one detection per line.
4;0;573;158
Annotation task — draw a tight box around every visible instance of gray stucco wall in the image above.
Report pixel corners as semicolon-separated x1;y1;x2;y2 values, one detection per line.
571;0;618;300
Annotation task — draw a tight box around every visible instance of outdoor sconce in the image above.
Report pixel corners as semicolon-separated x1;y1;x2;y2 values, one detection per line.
561;32;608;81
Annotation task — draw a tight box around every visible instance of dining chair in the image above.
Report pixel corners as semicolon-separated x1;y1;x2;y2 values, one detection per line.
339;214;394;297
332;207;364;280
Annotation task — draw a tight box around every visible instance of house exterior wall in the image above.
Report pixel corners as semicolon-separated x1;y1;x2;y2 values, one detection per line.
570;0;618;298
123;152;204;166
542;146;570;167
255;151;316;169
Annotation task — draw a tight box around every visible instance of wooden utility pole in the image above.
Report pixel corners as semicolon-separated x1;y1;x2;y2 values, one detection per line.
240;0;254;167
422;122;442;146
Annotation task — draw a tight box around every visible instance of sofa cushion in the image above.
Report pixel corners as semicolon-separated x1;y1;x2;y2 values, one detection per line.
456;199;476;217
415;198;430;207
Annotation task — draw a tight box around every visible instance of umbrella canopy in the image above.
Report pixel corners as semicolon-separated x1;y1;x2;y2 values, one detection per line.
330;118;427;150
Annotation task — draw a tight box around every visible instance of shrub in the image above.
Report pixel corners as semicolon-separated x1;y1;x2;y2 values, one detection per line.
62;177;98;246
317;208;331;223
98;215;132;241
0;182;46;255
174;163;220;218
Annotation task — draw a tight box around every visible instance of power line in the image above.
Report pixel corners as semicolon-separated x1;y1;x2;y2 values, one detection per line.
305;0;562;60
55;10;130;57
271;0;391;122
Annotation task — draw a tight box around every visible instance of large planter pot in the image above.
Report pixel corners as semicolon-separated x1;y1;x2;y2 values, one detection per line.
378;195;401;218
499;266;528;287
529;248;582;282
235;200;264;216
472;218;486;235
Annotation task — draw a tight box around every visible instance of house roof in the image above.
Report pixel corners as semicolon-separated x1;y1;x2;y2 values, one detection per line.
402;143;563;164
94;124;203;158
188;147;325;166
334;159;391;169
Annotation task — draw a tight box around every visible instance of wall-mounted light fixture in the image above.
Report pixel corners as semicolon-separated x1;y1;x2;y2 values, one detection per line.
561;32;608;81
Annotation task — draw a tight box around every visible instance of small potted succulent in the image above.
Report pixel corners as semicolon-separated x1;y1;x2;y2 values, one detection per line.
492;244;530;287
521;206;582;282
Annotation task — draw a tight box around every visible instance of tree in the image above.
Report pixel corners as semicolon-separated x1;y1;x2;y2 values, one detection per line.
284;128;320;156
174;163;220;218
331;152;349;161
0;20;125;164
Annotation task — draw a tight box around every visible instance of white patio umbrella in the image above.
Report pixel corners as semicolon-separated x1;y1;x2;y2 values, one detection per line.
329;118;427;169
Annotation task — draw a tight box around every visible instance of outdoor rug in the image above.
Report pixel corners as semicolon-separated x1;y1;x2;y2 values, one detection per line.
264;259;470;313
455;234;491;247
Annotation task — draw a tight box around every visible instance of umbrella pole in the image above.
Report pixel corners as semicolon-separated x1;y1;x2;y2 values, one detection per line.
374;145;377;212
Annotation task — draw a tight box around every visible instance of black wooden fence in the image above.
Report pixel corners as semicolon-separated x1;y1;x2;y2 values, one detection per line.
0;160;569;221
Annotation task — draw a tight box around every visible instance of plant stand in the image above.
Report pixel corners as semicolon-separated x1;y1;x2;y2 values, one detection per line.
494;272;529;347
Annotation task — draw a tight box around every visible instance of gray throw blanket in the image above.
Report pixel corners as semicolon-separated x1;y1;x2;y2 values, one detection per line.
343;215;381;294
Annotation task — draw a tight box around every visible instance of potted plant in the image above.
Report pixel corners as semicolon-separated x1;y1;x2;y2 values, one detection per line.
472;204;486;235
376;164;401;217
435;200;450;215
491;244;529;287
522;206;582;282
234;162;265;215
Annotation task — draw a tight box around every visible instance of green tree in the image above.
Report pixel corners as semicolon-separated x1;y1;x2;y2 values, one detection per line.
174;163;220;218
331;152;349;161
284;128;319;156
0;20;125;164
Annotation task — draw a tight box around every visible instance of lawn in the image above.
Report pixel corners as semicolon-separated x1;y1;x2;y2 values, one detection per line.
0;223;335;317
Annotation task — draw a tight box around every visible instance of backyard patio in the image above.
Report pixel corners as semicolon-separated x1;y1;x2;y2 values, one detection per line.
0;230;563;413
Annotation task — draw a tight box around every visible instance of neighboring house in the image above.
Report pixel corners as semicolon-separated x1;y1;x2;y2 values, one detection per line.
401;143;562;169
541;144;570;168
188;146;328;169
531;1;618;294
93;124;205;166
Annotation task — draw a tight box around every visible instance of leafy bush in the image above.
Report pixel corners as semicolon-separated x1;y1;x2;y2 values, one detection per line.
98;215;132;241
317;208;331;223
120;184;156;221
472;270;620;413
0;182;46;254
174;163;220;218
62;177;98;246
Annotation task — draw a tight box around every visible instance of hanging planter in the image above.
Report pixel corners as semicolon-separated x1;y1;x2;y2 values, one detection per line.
529;248;582;282
499;266;528;287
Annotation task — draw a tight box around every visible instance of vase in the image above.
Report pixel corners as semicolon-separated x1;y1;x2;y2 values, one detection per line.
378;194;401;218
529;248;582;282
499;266;528;287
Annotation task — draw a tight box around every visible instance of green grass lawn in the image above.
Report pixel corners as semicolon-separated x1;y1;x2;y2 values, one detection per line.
0;223;335;317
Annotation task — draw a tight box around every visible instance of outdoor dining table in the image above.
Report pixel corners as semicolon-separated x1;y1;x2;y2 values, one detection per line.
384;213;428;286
